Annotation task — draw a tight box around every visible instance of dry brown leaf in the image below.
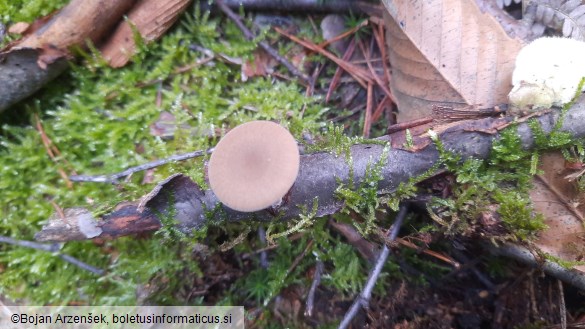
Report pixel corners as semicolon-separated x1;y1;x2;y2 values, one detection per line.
382;0;524;121
99;0;191;68
241;49;277;81
531;152;585;272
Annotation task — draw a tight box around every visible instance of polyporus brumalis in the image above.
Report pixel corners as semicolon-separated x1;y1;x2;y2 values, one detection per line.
508;37;585;113
208;120;300;212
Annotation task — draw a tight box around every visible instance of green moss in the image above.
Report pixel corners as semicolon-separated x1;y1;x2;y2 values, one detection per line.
233;236;312;304
322;243;365;296
0;0;68;23
335;144;389;236
0;8;326;305
265;198;319;244
306;123;355;157
425;126;548;240
541;252;585;269
495;191;546;240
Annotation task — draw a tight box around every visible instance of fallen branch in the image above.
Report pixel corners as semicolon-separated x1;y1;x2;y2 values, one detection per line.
203;0;382;16
487;243;585;291
70;148;213;183
35;99;585;243
0;0;137;112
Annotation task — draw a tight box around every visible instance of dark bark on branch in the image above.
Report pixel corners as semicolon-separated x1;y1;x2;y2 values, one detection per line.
202;0;381;16
0;50;68;111
487;243;585;291
0;0;137;112
35;99;585;243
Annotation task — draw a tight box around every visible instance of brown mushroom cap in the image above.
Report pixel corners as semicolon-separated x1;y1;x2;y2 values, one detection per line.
208;120;300;212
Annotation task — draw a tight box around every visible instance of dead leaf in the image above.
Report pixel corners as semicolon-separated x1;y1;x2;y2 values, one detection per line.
530;152;585;272
241;49;277;81
382;0;524;121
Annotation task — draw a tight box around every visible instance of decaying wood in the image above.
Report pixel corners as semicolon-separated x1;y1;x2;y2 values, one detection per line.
0;49;69;111
12;1;136;52
0;0;136;112
35;97;585;243
100;0;192;68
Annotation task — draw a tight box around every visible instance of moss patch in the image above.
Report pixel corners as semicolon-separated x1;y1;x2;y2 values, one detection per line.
0;9;326;304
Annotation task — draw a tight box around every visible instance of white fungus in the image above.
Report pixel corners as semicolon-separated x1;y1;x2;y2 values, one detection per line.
508;37;585;112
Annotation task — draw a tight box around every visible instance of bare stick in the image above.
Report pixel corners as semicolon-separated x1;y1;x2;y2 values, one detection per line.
305;258;323;317
487;243;585;291
70;148;213;183
215;0;311;84
0;235;104;275
558;279;567;329
257;226;269;269
338;204;409;329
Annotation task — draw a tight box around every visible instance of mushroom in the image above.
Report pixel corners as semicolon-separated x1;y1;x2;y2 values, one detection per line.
208;120;300;212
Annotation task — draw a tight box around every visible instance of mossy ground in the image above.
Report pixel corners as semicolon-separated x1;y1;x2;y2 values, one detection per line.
0;5;329;305
1;1;584;327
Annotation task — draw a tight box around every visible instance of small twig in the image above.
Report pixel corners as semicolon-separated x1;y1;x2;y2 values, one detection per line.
0;235;104;275
215;0;310;84
371;18;391;88
371;95;391;122
318;19;368;50
529;271;539;319
49;200;66;220
386;117;433;135
305;258;323;317
258;226;269;269
326;38;356;103
487;243;585;290
363;82;373;138
57;254;104;275
305;62;323;98
338;204;409;329
288;239;314;274
70;148;213;183
558;279;567;329
275;26;373;88
450;249;495;291
35;114;75;188
241;233;305;260
248;238;314;320
395;237;460;269
358;39;395;103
